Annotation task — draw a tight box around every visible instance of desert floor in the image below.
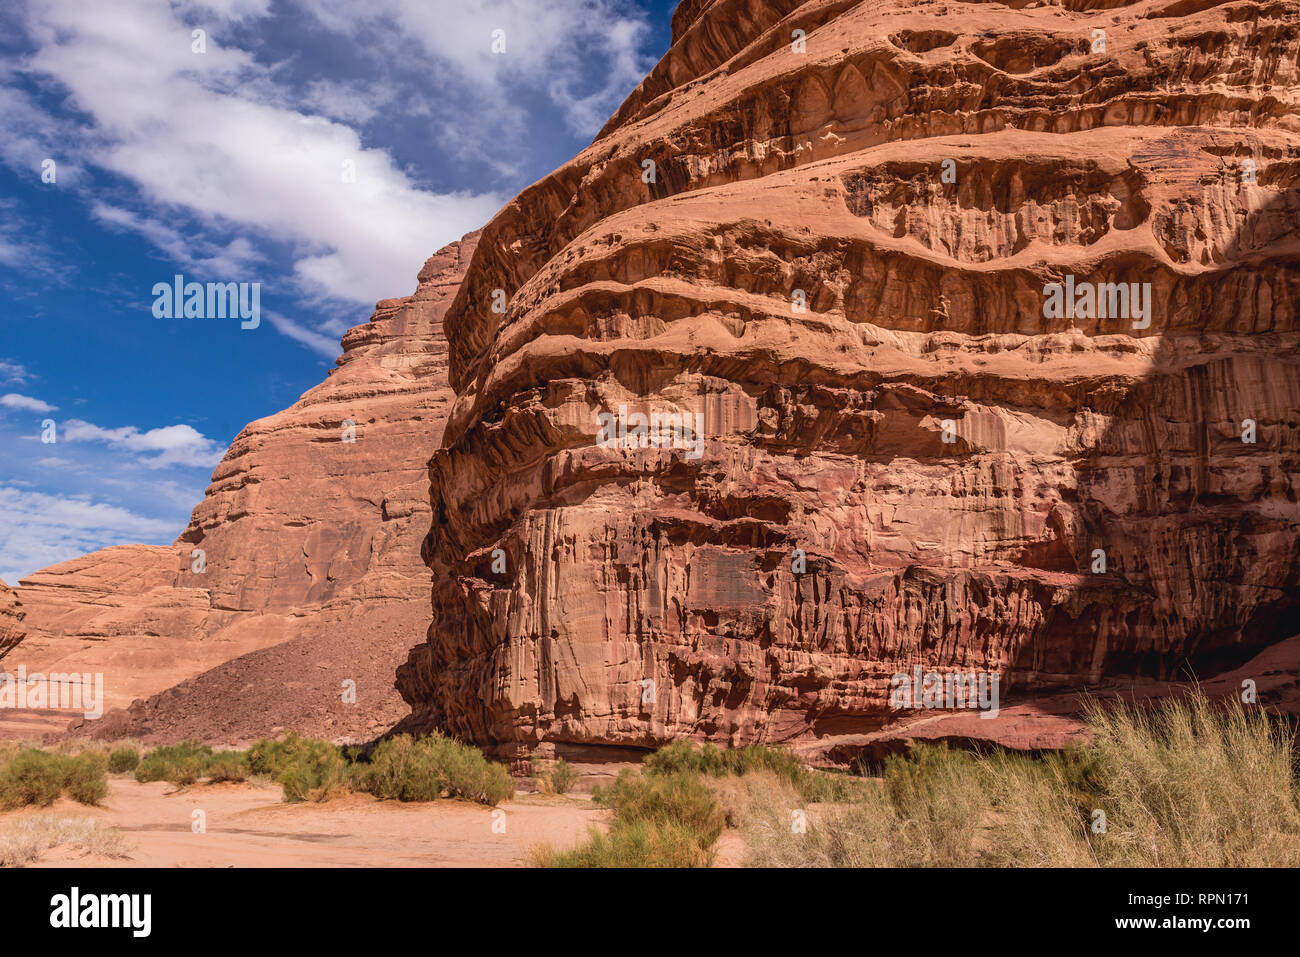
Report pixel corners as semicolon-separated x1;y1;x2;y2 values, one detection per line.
1;776;628;867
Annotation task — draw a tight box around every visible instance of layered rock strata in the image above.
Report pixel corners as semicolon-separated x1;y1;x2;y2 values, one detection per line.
399;0;1300;761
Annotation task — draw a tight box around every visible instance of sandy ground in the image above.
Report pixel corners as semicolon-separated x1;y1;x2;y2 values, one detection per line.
0;708;72;741
2;776;612;867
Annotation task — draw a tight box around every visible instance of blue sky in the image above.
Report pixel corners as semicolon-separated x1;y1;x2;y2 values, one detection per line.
0;0;677;584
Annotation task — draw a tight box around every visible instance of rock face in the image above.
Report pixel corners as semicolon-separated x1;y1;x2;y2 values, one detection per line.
11;234;478;736
398;0;1300;761
0;580;23;657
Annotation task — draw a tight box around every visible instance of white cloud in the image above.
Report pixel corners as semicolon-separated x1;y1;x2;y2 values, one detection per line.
0;198;59;278
90;202;265;276
264;309;340;359
0;394;56;414
0;0;657;360
0;484;181;585
298;79;387;126
296;0;653;137
178;0;273;19
11;0;503;309
0;361;28;385
61;419;225;469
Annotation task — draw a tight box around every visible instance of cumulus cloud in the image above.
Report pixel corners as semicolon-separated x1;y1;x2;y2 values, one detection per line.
0;393;56;413
61;419;225;469
0;484;181;584
5;0;501;318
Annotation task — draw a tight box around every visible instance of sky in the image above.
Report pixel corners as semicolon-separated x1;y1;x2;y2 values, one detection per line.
0;0;678;585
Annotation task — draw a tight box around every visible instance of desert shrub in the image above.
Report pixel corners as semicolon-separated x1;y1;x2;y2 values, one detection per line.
643;740;730;777
203;751;250;784
134;741;213;786
246;734;347;803
534;816;713;868
536;770;724;868
61;752;109;806
596;770;724;839
247;733;309;777
531;756;579;795
0;749;109;809
279;751;347;803
355;733;514;805
0;750;68;809
743;743;986;867
107;746;139;774
644;741;860;803
0;815;131;867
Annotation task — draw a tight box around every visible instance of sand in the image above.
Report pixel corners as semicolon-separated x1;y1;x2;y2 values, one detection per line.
2;776;609;868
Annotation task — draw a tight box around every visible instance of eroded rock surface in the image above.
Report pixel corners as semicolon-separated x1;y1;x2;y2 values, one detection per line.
399;0;1300;761
0;580;23;657
10;234;478;734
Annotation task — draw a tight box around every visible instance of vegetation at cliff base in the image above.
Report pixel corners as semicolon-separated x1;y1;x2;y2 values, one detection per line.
126;730;513;806
352;733;515;805
534;692;1299;868
532;769;724;867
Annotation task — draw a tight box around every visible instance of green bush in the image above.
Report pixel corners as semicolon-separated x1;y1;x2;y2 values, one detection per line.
0;749;109;809
248;733;307;777
644;741;859;803
204;751;250;784
280;748;346;803
531;756;579;795
355;733;514;805
537;769;724;867
535;816;713;868
247;733;348;803
0;750;67;809
135;741;213;786
107;747;139;774
62;752;109;805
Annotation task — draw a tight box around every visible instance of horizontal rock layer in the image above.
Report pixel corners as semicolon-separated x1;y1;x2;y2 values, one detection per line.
400;0;1300;760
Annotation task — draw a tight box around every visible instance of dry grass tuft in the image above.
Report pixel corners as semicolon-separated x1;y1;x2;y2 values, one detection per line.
737;692;1300;867
0;815;132;867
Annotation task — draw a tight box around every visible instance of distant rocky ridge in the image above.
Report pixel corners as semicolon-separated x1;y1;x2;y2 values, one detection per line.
397;0;1300;763
7;234;478;742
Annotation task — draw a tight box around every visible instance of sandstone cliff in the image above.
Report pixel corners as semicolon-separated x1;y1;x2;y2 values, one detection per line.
0;580;23;657
11;234;478;740
398;0;1300;762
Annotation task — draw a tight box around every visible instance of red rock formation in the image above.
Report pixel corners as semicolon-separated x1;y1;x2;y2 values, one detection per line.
0;580;23;657
10;234;478;738
399;0;1300;762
